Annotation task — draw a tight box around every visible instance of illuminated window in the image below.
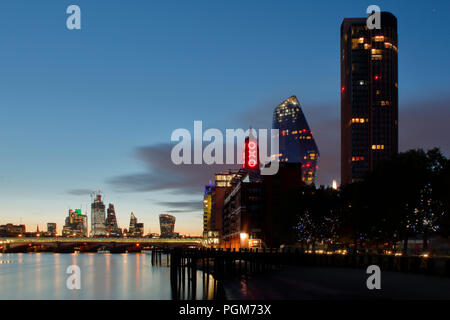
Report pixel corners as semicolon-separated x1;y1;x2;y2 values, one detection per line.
352;118;368;124
374;36;385;42
385;42;393;49
372;145;385;150
371;55;383;60
371;49;383;54
364;43;371;50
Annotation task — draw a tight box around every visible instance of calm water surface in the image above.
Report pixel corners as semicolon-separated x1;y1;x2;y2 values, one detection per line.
0;252;217;300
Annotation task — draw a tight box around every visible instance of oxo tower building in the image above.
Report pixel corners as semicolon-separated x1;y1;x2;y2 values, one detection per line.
273;96;319;185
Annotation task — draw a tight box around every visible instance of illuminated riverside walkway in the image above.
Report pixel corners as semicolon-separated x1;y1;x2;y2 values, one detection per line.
0;237;203;253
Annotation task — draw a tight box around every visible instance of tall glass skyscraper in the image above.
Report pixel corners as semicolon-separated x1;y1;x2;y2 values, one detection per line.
340;12;398;185
273;96;319;185
105;204;122;237
91;192;106;237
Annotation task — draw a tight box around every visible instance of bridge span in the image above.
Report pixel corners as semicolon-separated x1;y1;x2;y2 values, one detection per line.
0;237;203;253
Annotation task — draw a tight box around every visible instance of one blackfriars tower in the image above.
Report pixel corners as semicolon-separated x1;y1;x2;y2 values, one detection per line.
273;96;319;185
341;12;398;185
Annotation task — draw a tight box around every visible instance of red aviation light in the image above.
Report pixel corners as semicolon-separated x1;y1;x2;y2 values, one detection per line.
374;75;381;80
341;86;345;93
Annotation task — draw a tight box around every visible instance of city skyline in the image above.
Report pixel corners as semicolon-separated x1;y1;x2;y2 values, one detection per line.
1;1;450;236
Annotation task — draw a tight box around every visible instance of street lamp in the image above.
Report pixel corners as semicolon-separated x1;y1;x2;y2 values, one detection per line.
240;232;249;249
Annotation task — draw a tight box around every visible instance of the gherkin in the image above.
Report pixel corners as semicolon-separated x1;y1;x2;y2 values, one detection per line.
273;96;319;185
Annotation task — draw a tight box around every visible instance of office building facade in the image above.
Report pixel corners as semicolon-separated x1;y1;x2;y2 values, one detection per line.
91;193;107;237
105;204;122;237
128;212;144;237
62;209;88;237
273;96;319;185
341;12;398;185
159;214;176;238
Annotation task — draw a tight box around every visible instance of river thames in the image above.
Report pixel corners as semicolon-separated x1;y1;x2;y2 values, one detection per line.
0;252;218;300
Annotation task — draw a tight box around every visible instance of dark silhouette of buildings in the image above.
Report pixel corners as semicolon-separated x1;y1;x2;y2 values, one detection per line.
222;169;263;249
262;163;303;247
273;96;319;185
0;223;26;237
341;12;398;185
221;134;304;249
46;223;57;236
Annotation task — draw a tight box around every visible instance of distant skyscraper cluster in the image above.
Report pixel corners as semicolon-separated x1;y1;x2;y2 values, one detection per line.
341;12;398;185
60;191;146;238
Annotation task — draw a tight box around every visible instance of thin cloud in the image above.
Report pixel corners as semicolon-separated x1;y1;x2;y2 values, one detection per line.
107;143;238;195
67;189;94;196
157;200;202;212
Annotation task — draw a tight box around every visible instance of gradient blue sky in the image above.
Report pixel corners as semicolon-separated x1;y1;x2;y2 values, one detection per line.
0;0;449;235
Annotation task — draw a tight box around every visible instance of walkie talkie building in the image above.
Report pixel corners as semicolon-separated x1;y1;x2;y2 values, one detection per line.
159;214;176;238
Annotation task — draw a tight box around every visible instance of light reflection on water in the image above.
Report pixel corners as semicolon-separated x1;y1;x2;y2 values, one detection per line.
0;253;216;300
